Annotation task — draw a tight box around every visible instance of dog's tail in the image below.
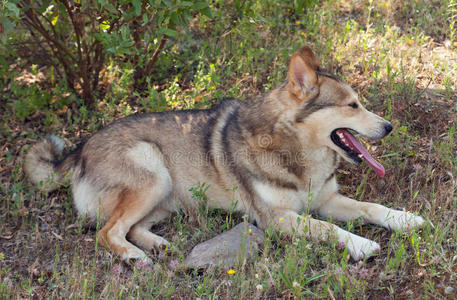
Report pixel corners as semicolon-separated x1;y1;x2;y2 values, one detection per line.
24;135;73;192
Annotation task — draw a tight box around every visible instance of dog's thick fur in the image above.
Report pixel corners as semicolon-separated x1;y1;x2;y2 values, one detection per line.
25;47;424;262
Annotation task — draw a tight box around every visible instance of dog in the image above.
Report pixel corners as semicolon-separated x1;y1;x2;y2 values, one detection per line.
25;46;424;262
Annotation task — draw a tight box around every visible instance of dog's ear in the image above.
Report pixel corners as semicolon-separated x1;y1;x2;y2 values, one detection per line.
288;53;318;101
298;46;320;71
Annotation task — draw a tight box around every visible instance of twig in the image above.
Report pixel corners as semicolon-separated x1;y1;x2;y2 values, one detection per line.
144;37;167;76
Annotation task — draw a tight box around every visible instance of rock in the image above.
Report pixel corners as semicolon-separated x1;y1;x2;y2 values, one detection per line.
444;286;454;295
184;223;264;269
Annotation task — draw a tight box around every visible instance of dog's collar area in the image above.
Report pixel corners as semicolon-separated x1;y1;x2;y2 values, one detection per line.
330;129;363;163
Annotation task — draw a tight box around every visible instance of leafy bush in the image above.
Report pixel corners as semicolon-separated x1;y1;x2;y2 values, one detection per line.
1;0;211;105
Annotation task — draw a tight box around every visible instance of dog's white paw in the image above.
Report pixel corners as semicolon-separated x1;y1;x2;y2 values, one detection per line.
337;229;380;261
154;236;171;250
384;210;424;231
122;247;152;265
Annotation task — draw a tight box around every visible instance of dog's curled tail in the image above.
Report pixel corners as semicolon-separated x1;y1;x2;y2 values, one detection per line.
25;135;69;192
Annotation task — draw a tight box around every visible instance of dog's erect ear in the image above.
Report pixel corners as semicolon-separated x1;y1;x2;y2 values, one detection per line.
298;46;320;71
288;53;318;101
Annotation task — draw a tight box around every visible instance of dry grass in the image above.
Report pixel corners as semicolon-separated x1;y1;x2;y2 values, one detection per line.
1;0;456;298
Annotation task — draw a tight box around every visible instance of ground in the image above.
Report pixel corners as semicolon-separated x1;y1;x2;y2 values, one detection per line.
1;1;456;299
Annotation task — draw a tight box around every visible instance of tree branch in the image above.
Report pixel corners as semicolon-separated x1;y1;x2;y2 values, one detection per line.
144;37;167;76
20;5;77;64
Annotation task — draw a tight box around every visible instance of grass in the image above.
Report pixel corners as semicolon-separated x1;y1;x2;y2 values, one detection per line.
1;0;457;298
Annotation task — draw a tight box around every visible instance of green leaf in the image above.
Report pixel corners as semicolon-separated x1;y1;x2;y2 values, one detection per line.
161;28;178;37
200;7;212;17
162;0;172;7
132;0;142;16
278;269;293;289
303;273;325;285
1;17;15;35
180;1;193;7
156;13;164;26
142;13;149;26
193;2;209;10
103;3;118;14
5;2;21;18
170;12;179;27
0;18;16;43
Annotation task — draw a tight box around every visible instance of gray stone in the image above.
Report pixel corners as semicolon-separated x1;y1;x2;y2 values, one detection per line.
184;223;264;269
444;286;454;295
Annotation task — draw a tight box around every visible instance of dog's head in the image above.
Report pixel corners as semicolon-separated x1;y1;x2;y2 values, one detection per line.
283;46;392;177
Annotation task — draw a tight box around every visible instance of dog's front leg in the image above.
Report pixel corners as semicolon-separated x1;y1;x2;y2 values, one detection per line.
270;209;380;261
317;194;424;231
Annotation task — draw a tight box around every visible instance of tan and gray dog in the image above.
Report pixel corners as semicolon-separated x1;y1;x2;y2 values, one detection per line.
25;46;424;263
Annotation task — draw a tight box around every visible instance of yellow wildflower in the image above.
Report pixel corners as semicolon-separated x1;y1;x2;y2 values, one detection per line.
279;217;284;222
0;252;4;261
227;269;236;275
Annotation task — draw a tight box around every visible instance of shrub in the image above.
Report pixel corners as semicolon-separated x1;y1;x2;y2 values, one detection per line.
1;0;211;106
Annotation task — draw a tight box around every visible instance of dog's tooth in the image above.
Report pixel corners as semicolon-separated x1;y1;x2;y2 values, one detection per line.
337;132;344;138
358;154;363;158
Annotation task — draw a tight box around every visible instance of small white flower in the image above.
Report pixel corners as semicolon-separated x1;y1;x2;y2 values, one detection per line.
255;273;259;279
256;284;263;291
292;281;300;288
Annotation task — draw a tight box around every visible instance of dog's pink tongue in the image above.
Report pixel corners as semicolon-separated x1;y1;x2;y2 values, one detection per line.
337;129;385;177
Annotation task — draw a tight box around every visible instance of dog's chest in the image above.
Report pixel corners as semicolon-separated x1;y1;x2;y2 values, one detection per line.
252;148;338;213
252;180;307;212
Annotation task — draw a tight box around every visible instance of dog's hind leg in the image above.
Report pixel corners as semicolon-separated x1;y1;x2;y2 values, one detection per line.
96;141;173;262
317;193;424;231
96;183;171;263
127;208;171;251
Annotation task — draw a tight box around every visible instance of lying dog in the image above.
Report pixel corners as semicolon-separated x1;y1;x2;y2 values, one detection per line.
25;46;424;262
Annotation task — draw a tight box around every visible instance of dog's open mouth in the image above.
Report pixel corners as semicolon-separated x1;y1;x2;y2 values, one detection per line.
331;129;385;177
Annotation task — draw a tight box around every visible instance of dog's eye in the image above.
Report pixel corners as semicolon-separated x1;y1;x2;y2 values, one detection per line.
348;102;358;109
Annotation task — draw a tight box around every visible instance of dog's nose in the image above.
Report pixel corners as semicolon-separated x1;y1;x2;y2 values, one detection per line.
384;122;393;134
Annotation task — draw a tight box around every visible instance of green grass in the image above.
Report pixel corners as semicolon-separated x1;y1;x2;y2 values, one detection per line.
1;0;457;298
